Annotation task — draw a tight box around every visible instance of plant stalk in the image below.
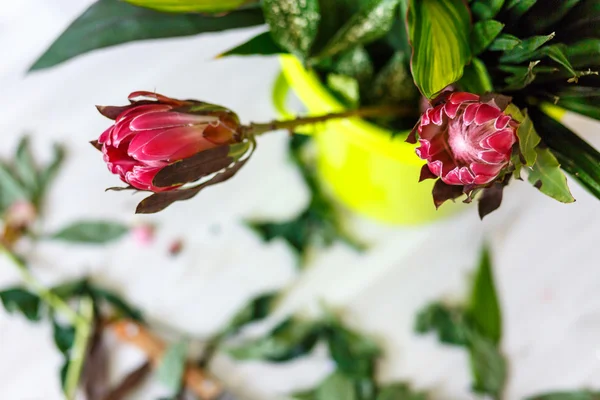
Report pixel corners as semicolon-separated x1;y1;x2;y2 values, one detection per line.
64;296;94;400
243;105;417;136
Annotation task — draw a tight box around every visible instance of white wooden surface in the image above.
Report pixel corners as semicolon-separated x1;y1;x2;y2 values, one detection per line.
1;1;600;399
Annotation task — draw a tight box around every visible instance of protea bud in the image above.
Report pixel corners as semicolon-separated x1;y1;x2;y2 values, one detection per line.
96;91;242;192
414;92;518;186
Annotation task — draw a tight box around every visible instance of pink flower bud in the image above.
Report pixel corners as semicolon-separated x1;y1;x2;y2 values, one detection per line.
96;91;241;192
415;92;518;186
5;201;36;230
131;223;155;246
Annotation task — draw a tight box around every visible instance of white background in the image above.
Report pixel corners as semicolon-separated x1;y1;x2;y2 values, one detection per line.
1;1;600;399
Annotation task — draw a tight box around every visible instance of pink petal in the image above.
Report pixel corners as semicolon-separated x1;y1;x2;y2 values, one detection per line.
474;174;497;185
116;104;171;123
444;101;461;118
478;150;507;164
102;143;138;178
449;92;480;104
130;112;218;131
495;114;512;130
471;162;503;177
431;105;444;125
203;121;237;144
128;126;217;162
428;160;443;176
415;139;431;159
442;168;462;185
463;103;481;126
421;108;432;126
474;104;502;125
418;123;443;140
484;129;516;154
98;126;113;145
459;167;475;184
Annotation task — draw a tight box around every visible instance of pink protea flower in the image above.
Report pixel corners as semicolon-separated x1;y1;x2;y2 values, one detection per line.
414;92;518;186
96;91;241;192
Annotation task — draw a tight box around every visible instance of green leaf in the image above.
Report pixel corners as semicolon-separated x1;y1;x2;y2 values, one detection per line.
516;111;542;166
156;341;187;394
501;60;541;90
218;31;285;57
316;0;400;59
90;287;144;321
29;0;265;71
471;20;504;56
564;39;600;69
488;33;521;51
467;245;502;345
528;147;575;203
368;51;419;106
471;0;504;20
227;318;323;362
315;372;357;400
557;98;600;121
37;143;65;202
0;162;28;209
224;292;278;334
123;0;256;13
499;33;555;64
415;303;470;346
327;74;360;107
504;0;537;21
459;58;494;94
408;0;472;99
522;0;580;34
15;137;39;196
537;45;578;80
526;391;600;400
376;383;428;400
529;107;600;201
292;389;317;400
468;332;507;399
325;319;380;378
261;0;320;61
0;288;42;321
49;221;129;244
328;46;374;87
52;320;76;355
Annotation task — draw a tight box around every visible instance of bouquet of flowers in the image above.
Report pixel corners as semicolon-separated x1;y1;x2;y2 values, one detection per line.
31;0;600;218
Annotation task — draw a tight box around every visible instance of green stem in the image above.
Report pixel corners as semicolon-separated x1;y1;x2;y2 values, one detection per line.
243;105;418;136
64;297;94;400
0;243;84;325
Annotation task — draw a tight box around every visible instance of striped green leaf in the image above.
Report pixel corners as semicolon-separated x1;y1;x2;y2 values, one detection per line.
408;0;472;99
123;0;256;13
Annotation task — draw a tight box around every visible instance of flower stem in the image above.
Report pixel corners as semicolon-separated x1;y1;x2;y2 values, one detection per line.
0;242;84;325
64;296;94;400
243;105;417;136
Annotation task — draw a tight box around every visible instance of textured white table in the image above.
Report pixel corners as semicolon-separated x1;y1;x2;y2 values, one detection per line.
1;1;600;399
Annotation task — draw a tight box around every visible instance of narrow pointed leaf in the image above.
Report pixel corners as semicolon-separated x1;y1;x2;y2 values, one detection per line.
468;332;507;398
526;391;600;400
123;0;257;13
471;0;505;20
30;0;265;71
459;58;494;94
156;341;187;394
49;221;129;244
218;31;285;57
516;111;541;166
489;33;521;51
315;372;357;400
500;33;555;64
0;288;42;321
408;0;472;99
471;20;504;56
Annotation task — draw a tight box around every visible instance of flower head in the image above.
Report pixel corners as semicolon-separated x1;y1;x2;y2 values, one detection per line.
96;91;241;192
415;92;518;186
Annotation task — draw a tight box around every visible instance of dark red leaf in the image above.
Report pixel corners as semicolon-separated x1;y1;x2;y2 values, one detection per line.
432;180;464;209
419;164;437;182
90;140;102;151
152;146;232;187
478;183;504;219
96;105;132;120
136;157;250;214
406;121;420;144
84;321;109;400
479;93;512;111
103;362;151;400
105;186;137;192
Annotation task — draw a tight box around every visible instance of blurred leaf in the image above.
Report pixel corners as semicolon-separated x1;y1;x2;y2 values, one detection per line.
156;341;187;394
415;303;470;346
516;111;542;166
37;143;65;203
89;287;144;322
537;45;578;79
522;0;580;34
227;318;323;362
123;0;256;13
0;287;42;321
471;20;504;56
499;33;555;64
292;390;317;400
225;292;278;334
501;60;542;90
529;108;600;201
218;31;285;57
488;33;521;51
478;183;505;219
468;332;507;399
52;279;89;299
368;52;418;106
329;46;374;87
325;319;380;378
30;0;265;70
316;0;400;59
459;58;494;94
262;0;320;61
315;372;357;400
84;321;110;400
564;39;600;69
503;0;537;21
104;362;151;400
471;0;504;20
525;391;600;400
556;97;600;121
560;0;600;40
528;147;575;203
408;0;472;98
467;245;502;345
376;383;428;400
15;137;39;196
327;74;360;107
0;162;28;209
52;319;76;355
49;221;129;244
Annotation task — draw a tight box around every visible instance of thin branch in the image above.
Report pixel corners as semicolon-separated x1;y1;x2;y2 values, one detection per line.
64;296;94;400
